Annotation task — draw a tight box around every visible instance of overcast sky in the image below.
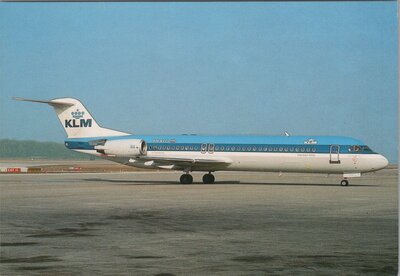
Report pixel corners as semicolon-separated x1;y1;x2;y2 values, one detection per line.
0;2;397;162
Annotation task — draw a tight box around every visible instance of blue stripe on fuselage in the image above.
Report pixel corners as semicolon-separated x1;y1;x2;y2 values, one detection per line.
64;135;376;154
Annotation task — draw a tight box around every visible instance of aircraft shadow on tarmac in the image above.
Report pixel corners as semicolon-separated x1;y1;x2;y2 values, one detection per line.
83;178;377;187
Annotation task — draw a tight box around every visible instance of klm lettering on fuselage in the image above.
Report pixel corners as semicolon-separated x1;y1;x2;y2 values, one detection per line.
65;119;92;128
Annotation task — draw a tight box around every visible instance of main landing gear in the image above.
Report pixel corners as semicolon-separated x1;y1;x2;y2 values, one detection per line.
180;174;193;184
202;173;215;184
179;172;216;184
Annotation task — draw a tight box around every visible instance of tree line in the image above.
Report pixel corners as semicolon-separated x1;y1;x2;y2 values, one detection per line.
0;139;92;159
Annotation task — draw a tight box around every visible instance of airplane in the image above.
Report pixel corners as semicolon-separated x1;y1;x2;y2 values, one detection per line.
14;97;389;186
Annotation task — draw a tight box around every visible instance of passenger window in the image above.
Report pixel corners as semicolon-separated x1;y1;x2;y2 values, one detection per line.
201;143;207;153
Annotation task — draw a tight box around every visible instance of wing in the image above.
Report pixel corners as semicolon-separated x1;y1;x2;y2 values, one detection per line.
135;156;231;170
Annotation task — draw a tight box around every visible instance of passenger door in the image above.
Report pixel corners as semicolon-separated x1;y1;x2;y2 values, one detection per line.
329;145;341;164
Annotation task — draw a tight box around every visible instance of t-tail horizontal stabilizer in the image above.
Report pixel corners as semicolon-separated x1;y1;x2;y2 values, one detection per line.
13;97;75;107
14;97;130;138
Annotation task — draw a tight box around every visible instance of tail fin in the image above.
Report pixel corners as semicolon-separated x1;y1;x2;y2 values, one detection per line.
14;97;130;138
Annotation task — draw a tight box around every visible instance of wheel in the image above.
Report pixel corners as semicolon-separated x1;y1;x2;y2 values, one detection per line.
202;173;215;184
340;179;349;186
180;174;192;184
180;174;193;184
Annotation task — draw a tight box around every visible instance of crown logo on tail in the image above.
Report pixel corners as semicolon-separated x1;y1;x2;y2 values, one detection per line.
71;109;85;119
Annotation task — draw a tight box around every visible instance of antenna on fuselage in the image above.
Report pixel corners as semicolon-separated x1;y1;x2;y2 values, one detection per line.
284;131;290;137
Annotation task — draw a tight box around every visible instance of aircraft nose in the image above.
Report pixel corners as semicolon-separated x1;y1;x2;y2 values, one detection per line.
377;155;389;169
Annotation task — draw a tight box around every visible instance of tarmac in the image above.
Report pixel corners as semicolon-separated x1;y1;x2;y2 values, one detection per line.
0;167;398;275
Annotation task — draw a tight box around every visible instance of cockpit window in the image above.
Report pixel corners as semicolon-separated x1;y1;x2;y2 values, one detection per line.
362;146;372;152
349;145;372;152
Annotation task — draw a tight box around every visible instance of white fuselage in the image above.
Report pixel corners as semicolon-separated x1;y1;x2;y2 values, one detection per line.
75;149;388;175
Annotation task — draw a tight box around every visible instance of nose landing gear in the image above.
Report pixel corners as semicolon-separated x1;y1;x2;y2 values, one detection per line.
340;179;349;186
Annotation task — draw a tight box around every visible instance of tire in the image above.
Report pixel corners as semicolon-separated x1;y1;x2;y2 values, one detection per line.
340;179;349;186
180;174;193;184
202;173;215;184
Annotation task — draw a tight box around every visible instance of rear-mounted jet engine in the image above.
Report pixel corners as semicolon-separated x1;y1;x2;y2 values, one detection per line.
95;139;147;157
